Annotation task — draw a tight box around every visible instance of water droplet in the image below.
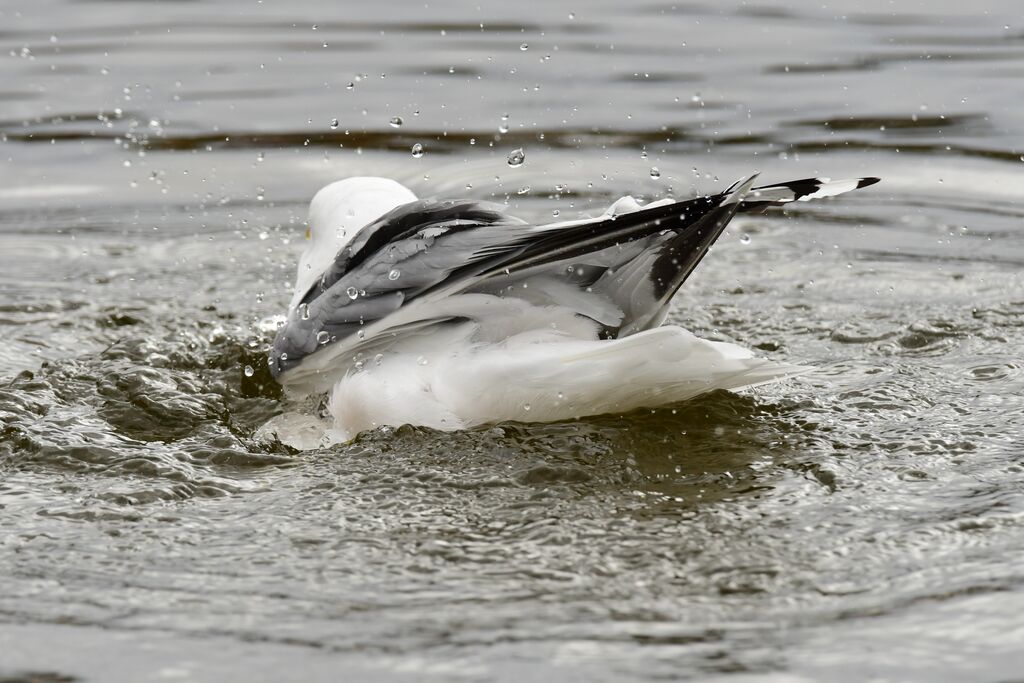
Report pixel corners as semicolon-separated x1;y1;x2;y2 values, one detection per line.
517;185;531;195
297;303;311;320
243;365;255;377
552;209;560;217
523;403;531;411
389;116;403;128
346;286;359;299
411;142;424;158
417;356;429;366
280;352;289;362
507;148;526;167
520;43;529;51
316;331;330;345
388;269;401;281
374;353;384;366
740;234;751;245
330;118;339;129
649;167;661;179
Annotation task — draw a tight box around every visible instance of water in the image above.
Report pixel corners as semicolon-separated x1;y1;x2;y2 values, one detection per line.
2;0;1024;680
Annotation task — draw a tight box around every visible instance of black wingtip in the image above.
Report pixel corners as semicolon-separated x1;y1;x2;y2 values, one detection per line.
856;177;881;189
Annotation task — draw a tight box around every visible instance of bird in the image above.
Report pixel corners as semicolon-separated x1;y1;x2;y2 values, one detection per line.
264;173;879;444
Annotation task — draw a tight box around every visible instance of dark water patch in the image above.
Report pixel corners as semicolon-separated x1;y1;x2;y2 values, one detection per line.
765;57;884;74
786;138;1024;164
735;5;798;20
612;71;703;84
792;113;986;134
0;126;697;153
0;673;78;683
414;65;487;78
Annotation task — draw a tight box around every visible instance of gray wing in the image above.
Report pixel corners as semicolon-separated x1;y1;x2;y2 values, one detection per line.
270;183;755;386
272;198;533;377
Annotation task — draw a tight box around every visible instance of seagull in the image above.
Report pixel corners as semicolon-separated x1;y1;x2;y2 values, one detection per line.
265;173;879;444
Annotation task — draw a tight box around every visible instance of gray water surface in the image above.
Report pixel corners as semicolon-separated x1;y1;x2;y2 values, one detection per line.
2;0;1024;681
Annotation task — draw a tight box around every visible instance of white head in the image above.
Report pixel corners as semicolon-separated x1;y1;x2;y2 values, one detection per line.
289;177;418;311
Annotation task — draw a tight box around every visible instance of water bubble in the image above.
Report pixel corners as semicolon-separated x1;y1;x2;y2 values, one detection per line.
330;118;339;129
507;148;526;167
649;167;661;179
520;43;529;51
411;142;425;158
298;303;311;320
316;331;330;345
243;365;255;377
389;116;403;128
346;286;359;299
739;234;751;245
388;269;401;281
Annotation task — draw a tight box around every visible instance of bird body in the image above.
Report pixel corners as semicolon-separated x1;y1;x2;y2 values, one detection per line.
266;174;878;444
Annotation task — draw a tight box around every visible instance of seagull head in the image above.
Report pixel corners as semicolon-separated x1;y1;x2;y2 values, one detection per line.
289;177;418;312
